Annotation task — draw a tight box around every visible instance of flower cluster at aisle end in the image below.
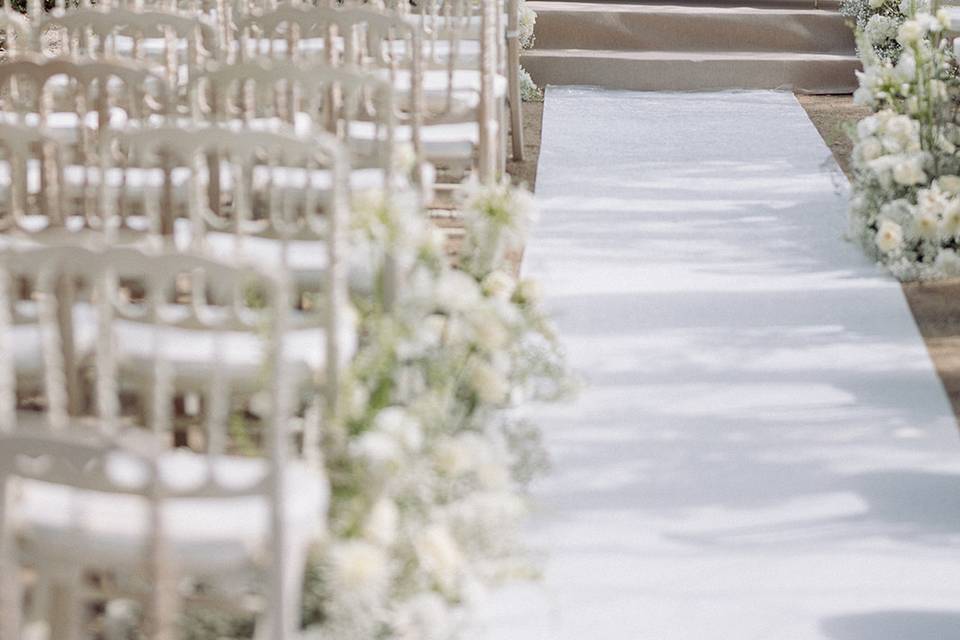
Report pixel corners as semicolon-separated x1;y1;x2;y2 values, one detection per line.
302;180;571;639
847;4;960;279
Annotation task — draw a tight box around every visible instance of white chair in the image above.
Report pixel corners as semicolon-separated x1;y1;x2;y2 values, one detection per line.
0;54;168;143
238;4;504;183
0;121;173;247
105;127;356;404
37;8;219;112
191;58;413;193
363;0;522;161
0;244;327;640
0;11;32;57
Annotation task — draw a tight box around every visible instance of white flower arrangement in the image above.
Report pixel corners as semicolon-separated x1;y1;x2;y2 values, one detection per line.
292;181;570;639
516;0;543;103
848;3;960;280
180;181;567;640
518;0;537;50
841;0;931;60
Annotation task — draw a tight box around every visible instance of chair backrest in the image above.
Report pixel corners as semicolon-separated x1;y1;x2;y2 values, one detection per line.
193;58;396;176
108;127;349;401
0;123;68;233
38;8;218;112
0;11;32;57
0;54;168;131
0;244;292;436
0;244;304;640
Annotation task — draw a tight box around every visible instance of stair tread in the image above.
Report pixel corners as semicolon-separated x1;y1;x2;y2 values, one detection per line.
528;1;841;15
524;49;859;60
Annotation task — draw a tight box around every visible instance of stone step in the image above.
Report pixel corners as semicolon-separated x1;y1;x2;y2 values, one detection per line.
522;49;861;93
529;2;855;54
541;0;842;8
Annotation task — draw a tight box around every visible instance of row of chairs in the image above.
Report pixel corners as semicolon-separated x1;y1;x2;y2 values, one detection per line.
0;0;524;181
0;0;519;636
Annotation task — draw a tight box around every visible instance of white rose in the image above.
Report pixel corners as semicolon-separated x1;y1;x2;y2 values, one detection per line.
354;431;403;466
481;270;516;300
374;406;423;452
471;306;510;351
395;593;450;640
468;360;510;405
476;462;511;490
433;437;475;476
858;137;884;162
416;525;463;587
894;53;917;83
876;220;904;253
434;269;482;312
897;20;924;45
853;87;875;107
915;210;940;240
935;249;960;275
330;541;390;593
515;277;542;305
937;7;952;29
364;498;399;547
942;200;960;236
919;12;942;33
917;186;948;216
893;156;927;186
857;115;880;139
940;175;960;195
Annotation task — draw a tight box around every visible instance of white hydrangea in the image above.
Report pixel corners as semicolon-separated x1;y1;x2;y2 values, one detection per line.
865;14;899;43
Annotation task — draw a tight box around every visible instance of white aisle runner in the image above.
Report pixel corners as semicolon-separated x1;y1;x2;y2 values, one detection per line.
482;89;960;640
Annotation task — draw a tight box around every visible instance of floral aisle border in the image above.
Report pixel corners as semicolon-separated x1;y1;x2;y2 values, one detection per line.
848;3;960;280
181;181;572;640
518;0;543;102
840;0;927;61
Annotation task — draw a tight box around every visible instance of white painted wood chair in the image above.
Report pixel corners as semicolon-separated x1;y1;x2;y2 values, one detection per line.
0;244;327;640
105;127;355;407
0;54;168;142
0;11;32;58
191;58;413;195
346;0;521;161
37;8;219;113
237;4;503;183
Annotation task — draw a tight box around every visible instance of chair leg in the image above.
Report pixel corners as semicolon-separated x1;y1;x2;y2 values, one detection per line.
48;569;83;640
508;39;525;162
498;97;508;178
0;487;22;640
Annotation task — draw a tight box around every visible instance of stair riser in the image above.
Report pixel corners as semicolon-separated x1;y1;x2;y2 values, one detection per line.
522;54;861;93
531;10;855;54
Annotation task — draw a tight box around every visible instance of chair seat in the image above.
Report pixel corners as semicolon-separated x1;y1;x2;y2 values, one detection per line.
199;229;377;294
0;109;130;143
377;69;507;112
6;303;357;392
349;120;479;161
0;161;391;207
111;310;358;391
8;304;98;381
16;446;326;573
